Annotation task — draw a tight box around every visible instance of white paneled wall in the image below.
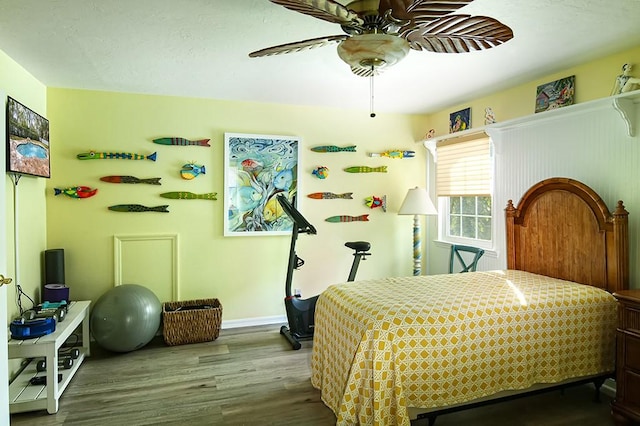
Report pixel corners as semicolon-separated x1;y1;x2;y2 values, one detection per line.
482;95;640;284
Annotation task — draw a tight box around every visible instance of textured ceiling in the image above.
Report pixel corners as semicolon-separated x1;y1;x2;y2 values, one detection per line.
0;0;639;115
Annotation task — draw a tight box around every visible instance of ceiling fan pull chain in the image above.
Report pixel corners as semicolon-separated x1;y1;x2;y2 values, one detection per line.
370;65;376;118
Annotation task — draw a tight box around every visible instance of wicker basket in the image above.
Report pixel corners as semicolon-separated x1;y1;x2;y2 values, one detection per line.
162;298;222;346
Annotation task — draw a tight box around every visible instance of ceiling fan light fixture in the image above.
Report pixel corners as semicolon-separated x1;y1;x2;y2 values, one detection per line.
337;33;409;76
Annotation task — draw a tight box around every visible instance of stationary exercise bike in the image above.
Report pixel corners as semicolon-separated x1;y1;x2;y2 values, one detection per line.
276;194;371;350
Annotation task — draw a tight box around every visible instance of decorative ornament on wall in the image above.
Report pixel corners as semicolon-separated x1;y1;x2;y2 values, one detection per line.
535;75;575;113
180;162;206;180
343;166;387;173
368;149;414;159
325;215;369;223
612;63;640;95
100;175;162;185
312;166;330;179
108;204;169;213
54;186;98;199
449;107;471;133
76;150;157;161
311;145;357;153
484;107;496;125
160;191;217;200
153;137;211;147
308;192;353;199
425;129;436;139
365;195;386;211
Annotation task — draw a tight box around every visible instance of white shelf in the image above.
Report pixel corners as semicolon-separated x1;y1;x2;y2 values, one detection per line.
8;300;91;414
422;89;640;150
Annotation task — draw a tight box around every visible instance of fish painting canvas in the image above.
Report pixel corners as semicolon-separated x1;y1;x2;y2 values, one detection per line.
224;133;299;236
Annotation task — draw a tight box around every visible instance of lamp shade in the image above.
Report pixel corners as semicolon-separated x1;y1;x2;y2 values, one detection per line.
398;187;438;216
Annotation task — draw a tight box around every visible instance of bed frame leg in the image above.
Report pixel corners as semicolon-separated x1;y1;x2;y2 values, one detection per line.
592;378;605;403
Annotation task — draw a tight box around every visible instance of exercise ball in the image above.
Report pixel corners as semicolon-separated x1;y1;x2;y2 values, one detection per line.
90;284;161;353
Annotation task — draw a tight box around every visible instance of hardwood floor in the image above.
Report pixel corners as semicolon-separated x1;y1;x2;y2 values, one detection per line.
10;325;616;425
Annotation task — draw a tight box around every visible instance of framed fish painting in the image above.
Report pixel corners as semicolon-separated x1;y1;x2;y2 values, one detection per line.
224;133;300;236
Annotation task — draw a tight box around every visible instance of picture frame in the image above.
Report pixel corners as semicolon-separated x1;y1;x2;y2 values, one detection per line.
224;132;299;236
6;96;51;178
535;75;575;113
449;107;471;133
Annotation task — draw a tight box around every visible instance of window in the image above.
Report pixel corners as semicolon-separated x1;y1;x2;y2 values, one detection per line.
447;196;492;241
434;134;493;248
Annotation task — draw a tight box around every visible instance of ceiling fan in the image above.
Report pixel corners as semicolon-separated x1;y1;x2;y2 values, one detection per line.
249;0;513;115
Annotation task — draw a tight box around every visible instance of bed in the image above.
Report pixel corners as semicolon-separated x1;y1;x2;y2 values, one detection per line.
310;177;629;425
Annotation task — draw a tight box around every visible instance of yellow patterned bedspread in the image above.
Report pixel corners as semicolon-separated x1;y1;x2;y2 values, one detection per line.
310;270;617;425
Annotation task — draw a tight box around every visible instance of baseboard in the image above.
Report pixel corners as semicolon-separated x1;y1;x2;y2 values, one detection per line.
602;378;616;398
221;315;286;329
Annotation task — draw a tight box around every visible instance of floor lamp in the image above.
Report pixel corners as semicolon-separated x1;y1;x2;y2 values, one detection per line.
398;187;438;276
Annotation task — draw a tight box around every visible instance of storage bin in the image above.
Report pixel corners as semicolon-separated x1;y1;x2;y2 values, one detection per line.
162;298;222;346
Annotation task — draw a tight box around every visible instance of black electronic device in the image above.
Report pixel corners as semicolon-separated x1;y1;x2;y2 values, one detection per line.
276;194;371;350
29;374;63;386
44;248;65;285
36;357;73;372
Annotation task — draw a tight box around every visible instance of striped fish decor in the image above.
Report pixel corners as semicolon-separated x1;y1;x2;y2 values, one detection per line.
100;175;162;185
311;145;356;153
325;215;369;223
343;166;387;173
77;151;157;161
108;204;169;213
307;192;353;200
153;137;210;147
160;192;217;200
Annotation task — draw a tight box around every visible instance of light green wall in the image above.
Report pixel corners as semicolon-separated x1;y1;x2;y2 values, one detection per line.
45;89;428;323
4;43;640;327
0;50;48;377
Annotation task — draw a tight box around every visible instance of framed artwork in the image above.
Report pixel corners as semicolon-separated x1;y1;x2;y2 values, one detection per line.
449;107;471;133
535;75;575;113
224;133;299;236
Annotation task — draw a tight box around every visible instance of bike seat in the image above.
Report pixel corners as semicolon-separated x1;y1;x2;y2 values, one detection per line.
345;241;371;252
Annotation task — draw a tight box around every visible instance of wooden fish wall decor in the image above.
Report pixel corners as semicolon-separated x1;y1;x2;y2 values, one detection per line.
180;163;206;180
311;145;356;153
368;150;415;159
153;137;210;147
325;215;369;223
54;186;98;199
312;166;329;179
160;192;217;200
343;166;387;173
365;195;387;212
108;204;169;213
100;175;162;185
77;151;157;161
307;192;353;199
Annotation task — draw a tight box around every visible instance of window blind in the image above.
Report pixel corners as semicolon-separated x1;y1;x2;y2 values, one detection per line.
436;135;491;196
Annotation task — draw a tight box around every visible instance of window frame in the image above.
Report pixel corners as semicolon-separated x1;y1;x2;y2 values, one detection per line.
437;195;495;250
432;133;495;251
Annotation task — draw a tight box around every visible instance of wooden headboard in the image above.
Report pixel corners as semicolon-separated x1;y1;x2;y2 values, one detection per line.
505;177;629;293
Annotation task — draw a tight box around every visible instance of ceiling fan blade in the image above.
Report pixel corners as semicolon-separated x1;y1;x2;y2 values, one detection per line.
402;14;513;53
379;0;474;22
269;0;363;27
249;35;349;57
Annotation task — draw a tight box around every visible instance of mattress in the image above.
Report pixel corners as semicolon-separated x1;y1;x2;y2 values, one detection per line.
310;270;617;426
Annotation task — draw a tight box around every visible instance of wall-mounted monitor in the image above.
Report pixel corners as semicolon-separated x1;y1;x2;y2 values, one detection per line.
6;96;50;178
